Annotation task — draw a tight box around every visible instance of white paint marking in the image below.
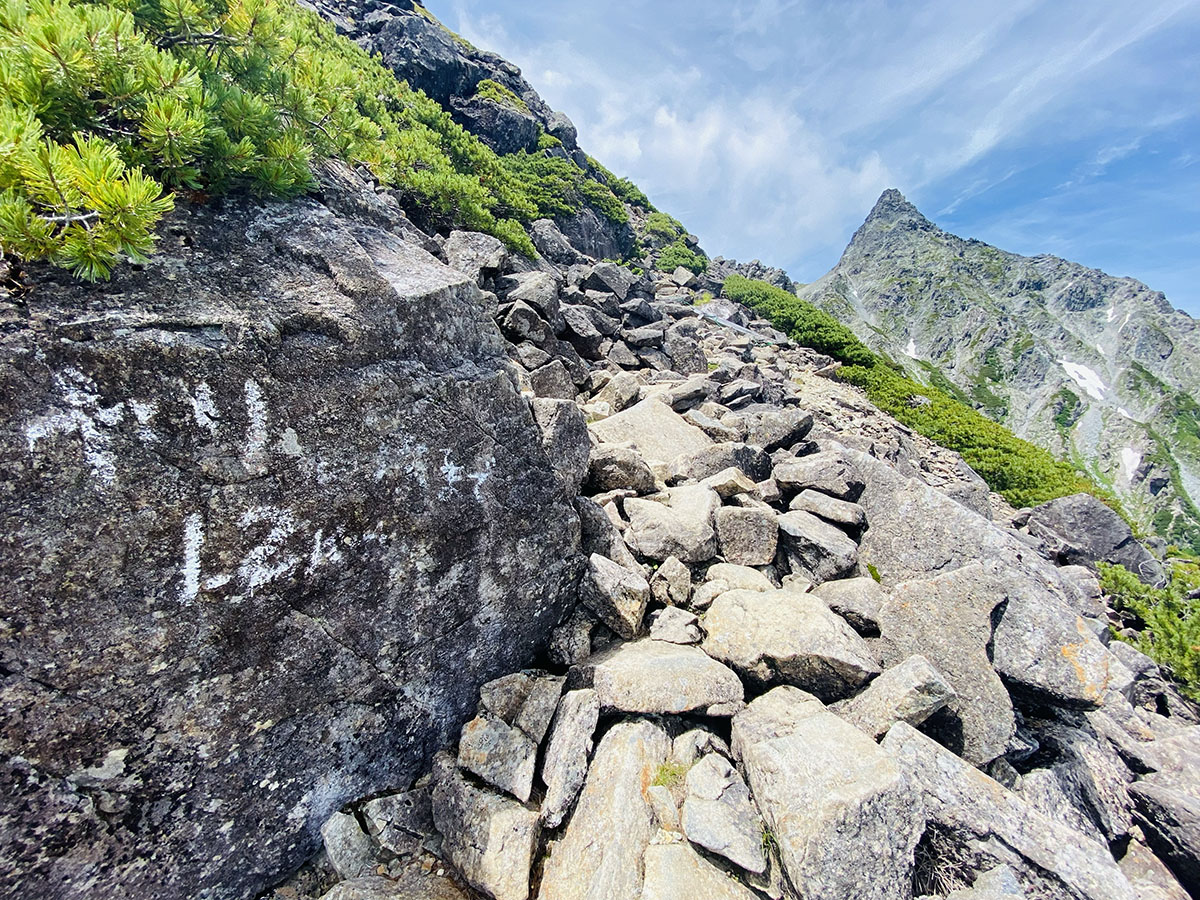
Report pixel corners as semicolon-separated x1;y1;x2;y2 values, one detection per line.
237;506;300;594
182;513;204;601
1106;305;1117;323
903;338;918;358
190;382;219;434
244;380;268;463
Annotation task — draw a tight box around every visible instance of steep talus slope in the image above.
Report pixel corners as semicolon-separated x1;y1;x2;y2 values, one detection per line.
798;189;1200;550
0;168;581;900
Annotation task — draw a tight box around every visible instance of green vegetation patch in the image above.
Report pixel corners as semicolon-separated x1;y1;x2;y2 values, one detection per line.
724;275;1108;509
473;78;530;115
1102;557;1200;700
644;211;683;241
658;239;706;275
497;150;629;228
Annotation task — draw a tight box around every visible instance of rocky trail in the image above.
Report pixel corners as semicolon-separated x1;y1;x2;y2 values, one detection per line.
256;172;1200;900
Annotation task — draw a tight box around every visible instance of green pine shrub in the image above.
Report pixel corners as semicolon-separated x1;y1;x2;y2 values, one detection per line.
644;211;683;241
588;156;655;211
0;0;663;277
1101;557;1200;700
723;275;1110;509
658;239;706;275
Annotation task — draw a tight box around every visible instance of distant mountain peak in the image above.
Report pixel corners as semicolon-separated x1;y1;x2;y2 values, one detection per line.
864;188;932;229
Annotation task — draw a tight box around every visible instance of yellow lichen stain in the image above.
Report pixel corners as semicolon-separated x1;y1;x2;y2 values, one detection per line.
1061;640;1106;702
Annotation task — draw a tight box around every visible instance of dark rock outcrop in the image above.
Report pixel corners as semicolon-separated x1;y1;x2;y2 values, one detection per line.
0;173;581;900
1027;493;1166;585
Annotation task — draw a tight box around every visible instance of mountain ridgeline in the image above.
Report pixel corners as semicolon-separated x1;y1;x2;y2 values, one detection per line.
797;190;1200;551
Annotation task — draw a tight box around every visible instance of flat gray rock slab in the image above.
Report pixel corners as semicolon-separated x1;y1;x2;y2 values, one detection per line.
772;450;865;500
321;810;377;880
540;689;601;830
883;723;1136;900
625;485;721;563
640;841;762;900
703;589;880;701
680;753;766;874
879;562;1015;766
540;720;670;900
777;509;859;585
732;688;923;900
431;753;539;900
831;654;955;740
590;398;713;467
575;639;744;715
789;488;866;528
1130;771;1200;895
649;606;702;644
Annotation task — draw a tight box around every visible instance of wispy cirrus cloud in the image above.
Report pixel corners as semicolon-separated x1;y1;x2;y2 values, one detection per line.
430;0;1200;313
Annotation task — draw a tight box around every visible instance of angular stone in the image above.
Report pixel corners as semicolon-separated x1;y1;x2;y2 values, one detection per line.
740;406;814;452
883;723;1136;900
648;606;702;644
539;719;670;900
582;553;650;640
531;399;590;497
548;607;595;669
664;323;709;375
594;372;641;413
776;509;859;585
540;689;601;830
561;304;605;358
361;786;435;858
1028;493;1166;585
502;300;555;346
589;399;713;467
583;261;639;300
702;589;880;701
788;488;867;529
575;639;744;715
879;563;1015;765
444;230;506;285
684;408;742;442
625;485;721;563
322;810;377;880
502;271;562;330
1117;837;1191;900
319;874;468;900
1058;564;1107;618
660;373;716;411
732;688;923;900
529;360;576;400
1131;772;1200;894
431;753;539;900
812;576;885;635
458;716;539;803
640;842;762;900
586;445;657;495
668;442;772;484
701;466;758;499
478;671;566;746
990;565;1117;709
649;555;692;607
680;753;766;873
716;506;779;567
831;655;955;740
772;450;865;501
671;728;732;769
576;496;640;570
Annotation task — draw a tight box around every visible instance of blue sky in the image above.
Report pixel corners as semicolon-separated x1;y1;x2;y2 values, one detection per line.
427;0;1200;316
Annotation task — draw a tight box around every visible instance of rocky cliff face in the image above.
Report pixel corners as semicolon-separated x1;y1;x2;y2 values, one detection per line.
798;190;1200;550
0;167;581;900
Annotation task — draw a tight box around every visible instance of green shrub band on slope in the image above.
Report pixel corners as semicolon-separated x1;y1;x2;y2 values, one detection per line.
0;0;643;279
1101;557;1200;701
722;274;1103;509
473;78;530;115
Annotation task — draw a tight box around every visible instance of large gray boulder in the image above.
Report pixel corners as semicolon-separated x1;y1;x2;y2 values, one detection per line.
1027;493;1166;585
1130;773;1200;894
883;723;1136;900
0;186;581;900
731;688;924;900
539;719;670;900
772;450;865;501
703;589;880;701
581;553;650;640
830;655;955;740
540;689;600;830
589;399;713;467
624;485;721;563
530;398;590;497
640;841;762;900
716;506;779;567
878;563;1015;765
776;509;860;584
573;639;744;716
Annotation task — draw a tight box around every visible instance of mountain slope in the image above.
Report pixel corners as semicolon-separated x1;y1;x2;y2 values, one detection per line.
798;190;1200;551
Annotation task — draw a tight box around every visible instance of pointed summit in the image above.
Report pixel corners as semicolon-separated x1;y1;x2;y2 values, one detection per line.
864;189;930;227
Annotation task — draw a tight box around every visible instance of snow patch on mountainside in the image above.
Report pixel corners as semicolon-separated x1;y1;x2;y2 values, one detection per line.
1060;360;1108;402
1121;447;1142;482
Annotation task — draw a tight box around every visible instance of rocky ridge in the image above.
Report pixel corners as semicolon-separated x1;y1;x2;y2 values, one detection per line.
796;189;1200;552
261;207;1200;900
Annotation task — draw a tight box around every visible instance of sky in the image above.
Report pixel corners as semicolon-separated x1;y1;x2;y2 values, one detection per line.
425;0;1200;316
